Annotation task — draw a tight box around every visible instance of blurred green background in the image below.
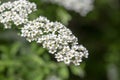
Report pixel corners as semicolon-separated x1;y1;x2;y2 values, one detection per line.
0;0;120;80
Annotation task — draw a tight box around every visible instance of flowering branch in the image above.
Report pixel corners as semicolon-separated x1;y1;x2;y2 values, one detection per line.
0;0;88;66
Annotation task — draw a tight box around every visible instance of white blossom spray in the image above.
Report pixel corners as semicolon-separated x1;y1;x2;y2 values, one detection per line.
0;0;89;66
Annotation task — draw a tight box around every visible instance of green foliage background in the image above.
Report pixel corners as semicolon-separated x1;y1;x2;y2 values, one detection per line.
0;0;120;80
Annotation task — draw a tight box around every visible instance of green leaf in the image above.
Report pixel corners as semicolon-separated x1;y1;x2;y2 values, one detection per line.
56;8;71;25
0;45;9;54
10;42;21;55
70;65;85;77
30;54;45;66
58;66;69;79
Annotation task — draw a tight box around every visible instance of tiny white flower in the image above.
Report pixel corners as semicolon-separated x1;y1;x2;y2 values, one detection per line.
73;60;80;66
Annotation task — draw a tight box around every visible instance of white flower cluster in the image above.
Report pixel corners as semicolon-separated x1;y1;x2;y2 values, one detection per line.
0;0;89;66
43;0;94;16
21;16;88;66
0;0;36;28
